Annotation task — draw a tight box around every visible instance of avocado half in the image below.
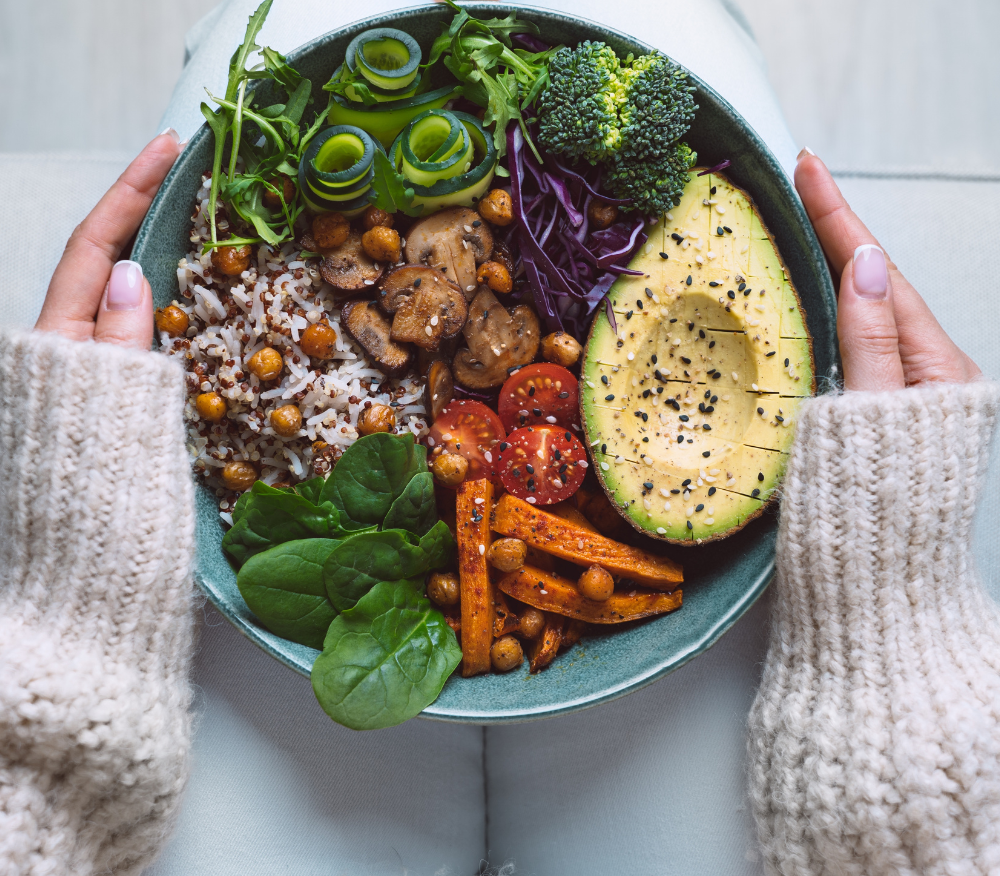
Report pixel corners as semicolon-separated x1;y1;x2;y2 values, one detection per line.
580;170;815;544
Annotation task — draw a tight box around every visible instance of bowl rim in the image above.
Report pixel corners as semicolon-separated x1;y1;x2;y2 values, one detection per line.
135;2;836;724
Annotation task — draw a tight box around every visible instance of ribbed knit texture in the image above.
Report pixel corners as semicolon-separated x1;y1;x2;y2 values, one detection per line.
0;332;196;876
749;381;1000;876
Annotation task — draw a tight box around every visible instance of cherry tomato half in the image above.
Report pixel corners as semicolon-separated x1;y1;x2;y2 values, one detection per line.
427;400;506;486
497;363;579;433
498;426;588;505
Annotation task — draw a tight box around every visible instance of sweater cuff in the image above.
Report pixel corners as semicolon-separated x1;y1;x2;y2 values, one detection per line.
0;331;195;653
777;380;1000;610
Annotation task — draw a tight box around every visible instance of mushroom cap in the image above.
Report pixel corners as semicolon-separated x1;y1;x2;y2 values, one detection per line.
405;207;494;300
453;288;540;389
341;299;413;377
390;280;468;351
317;231;385;292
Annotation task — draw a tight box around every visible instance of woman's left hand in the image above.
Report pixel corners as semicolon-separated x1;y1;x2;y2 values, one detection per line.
34;129;183;350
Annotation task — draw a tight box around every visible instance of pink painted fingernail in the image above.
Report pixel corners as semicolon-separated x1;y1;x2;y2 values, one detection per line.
107;260;145;311
853;245;887;300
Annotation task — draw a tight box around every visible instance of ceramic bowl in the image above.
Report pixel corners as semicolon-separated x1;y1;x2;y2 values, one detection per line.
133;3;838;723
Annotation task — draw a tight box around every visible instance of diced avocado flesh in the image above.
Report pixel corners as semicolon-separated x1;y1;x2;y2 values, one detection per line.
580;170;815;543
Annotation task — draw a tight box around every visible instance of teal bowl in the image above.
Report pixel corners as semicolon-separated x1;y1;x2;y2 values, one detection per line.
133;3;838;723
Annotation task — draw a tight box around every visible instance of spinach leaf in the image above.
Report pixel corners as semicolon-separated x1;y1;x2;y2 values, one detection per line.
311;579;462;730
293;475;326;506
323;522;455;612
237;539;340;649
222;481;341;566
326;432;428;528
382;472;437;536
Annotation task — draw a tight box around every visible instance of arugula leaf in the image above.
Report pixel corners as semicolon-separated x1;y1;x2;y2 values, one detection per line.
237;539;341;649
222;481;344;566
323;522;455;612
382;472;437;536
327;432;428;528
367;151;423;217
311;579;462;730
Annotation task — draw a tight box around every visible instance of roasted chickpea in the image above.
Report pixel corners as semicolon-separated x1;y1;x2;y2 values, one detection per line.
578;565;614;601
247;346;283;381
361;226;401;263
588;201;619;230
491;635;524;672
427;571;460;607
518;608;546;640
311;212;350;249
270;404;302;437
477;189;514;226
211;243;252;277
195;391;227;422
299;323;338;360
357;403;396;436
541;331;583;368
431;450;468;486
487;537;527;573
362;205;394;230
155;304;189;337
476;260;512;295
222;461;257;492
262;175;295;209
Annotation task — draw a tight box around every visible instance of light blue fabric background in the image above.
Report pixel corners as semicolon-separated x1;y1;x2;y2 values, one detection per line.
1;2;997;873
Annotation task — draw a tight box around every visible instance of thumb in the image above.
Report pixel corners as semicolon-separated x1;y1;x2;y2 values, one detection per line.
838;245;905;392
93;260;155;350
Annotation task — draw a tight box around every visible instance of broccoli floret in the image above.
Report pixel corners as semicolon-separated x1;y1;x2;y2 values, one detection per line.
537;41;630;163
608;141;698;216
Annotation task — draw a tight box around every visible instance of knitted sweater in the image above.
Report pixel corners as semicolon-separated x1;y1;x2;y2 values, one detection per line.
748;381;1000;875
0;332;195;876
1;332;998;876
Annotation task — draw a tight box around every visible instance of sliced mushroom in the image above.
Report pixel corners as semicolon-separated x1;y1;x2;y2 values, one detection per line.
405;207;493;300
452;288;540;389
378;265;448;314
340;300;412;377
390;282;468;351
424;360;454;423
319;231;384;293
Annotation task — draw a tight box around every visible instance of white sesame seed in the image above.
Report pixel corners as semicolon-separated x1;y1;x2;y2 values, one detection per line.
686;506;694;517
425;325;434;336
727;477;737;487
615;456;625;464
539;588;547;593
748;318;761;327
578;460;588;469
427;436;436;447
466;284;476;292
601;462;610;471
695;255;704;264
732;371;739;381
627;352;635;361
663;502;671;512
545;415;557;423
474;497;485;504
644;456;653;466
441;432;453;441
665;212;674;221
526;496;537;504
659;488;670;498
430;315;439;326
536;449;544;460
716;205;726;214
464;224;473;233
709;469;720;475
705;517;714;525
708;506;715;515
478;544;485;555
656;526;667;535
643;498;652;510
484;451;492;463
364;279;375;286
752;383;759;391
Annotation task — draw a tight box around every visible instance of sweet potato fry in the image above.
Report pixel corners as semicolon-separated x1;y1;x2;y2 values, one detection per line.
491;494;683;590
498;565;683;624
561;619;590;650
493;592;519;637
529;613;565;672
550;502;598;533
457;478;495;677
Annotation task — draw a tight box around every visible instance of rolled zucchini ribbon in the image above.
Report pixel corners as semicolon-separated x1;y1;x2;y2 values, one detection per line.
299;125;384;216
389;110;498;212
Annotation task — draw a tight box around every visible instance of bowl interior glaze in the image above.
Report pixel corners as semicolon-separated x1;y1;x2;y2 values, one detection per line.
133;3;838;723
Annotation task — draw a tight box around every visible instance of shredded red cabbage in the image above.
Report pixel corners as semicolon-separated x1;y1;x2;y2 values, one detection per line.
507;124;645;337
697;159;731;176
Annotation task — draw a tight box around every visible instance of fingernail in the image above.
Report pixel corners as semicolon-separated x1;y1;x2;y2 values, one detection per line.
178;138;189;151
853;245;887;300
107;260;145;311
796;146;815;161
159;127;180;144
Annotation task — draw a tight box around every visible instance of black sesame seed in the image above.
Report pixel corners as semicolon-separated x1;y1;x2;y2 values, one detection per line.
709;340;716;349
696;504;705;512
671;232;683;242
758;472;765;482
766;350;776;357
472;219;481;227
669;318;678;323
636;300;643;310
681;356;691;365
709;281;720;287
644;481;654;489
645;287;654;299
711;396;718;403
499;442;508;452
679;414;689;422
686;275;693;286
743;289;751;296
670;399;681;411
727;290;736;300
705;405;714;413
702;450;711;457
634;411;642;418
625;311;633;320
708;486;717;496
601;443;607;453
703;424;711;431
710;185;717;195
528;386;535;396
711;370;721;378
659;251;669;259
751;488;761;498
525;464;534;474
641;412;648;422
558;391;569;399
723;225;732;233
687;321;695;331
560;463;568;474
775;415;785;423
687;521;693;530
699;329;706;338
564;432;572;441
757;407;764;415
677;435;685;443
717;226;725;236
784;358;790;366
671;488;680;494
413;277;422;287
642;389;650;398
605;394;614;401
601;375;609;384
651;354;657;364
533;408;541;417
699;403;706;412
738;282;746;291
642;436;649;442
704;390;711;398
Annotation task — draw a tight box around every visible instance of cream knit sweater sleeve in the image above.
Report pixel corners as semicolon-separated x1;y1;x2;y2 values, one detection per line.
0;331;196;876
748;380;1000;876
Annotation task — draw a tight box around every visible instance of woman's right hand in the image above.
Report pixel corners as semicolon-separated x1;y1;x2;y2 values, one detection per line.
794;149;981;391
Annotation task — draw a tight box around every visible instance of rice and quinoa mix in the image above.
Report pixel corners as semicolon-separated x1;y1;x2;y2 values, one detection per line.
160;174;429;523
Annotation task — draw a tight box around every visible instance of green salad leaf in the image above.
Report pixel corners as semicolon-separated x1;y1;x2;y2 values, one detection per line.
382;471;438;536
367;150;423;217
323;522;455;612
311;579;462;730
237;539;341;649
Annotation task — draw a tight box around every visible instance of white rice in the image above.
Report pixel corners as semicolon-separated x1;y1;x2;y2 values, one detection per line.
160;174;428;507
